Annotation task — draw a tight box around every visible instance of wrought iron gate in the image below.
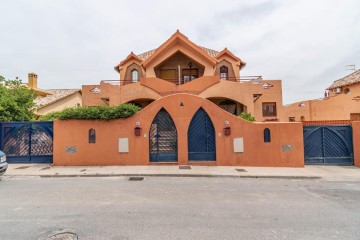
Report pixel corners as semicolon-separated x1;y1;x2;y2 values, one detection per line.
188;108;216;161
0;122;53;163
303;125;353;165
149;109;178;162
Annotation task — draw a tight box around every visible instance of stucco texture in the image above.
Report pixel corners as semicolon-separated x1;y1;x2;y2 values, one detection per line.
54;94;304;167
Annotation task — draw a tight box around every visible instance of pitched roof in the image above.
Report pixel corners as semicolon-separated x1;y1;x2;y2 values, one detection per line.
142;31;217;68
137;47;219;61
34;89;81;109
327;69;360;90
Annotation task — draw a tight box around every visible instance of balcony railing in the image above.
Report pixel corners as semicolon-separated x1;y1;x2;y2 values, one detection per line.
100;76;263;86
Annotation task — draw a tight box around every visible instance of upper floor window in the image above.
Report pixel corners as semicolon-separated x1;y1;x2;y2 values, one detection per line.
131;69;139;82
220;66;228;80
262;102;277;117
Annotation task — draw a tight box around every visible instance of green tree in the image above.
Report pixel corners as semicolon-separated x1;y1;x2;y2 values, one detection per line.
239;112;256;122
0;75;36;121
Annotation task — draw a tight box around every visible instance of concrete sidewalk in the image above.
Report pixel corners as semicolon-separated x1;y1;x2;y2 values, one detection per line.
3;164;360;181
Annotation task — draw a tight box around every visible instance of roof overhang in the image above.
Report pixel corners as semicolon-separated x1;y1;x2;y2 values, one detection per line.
142;30;217;69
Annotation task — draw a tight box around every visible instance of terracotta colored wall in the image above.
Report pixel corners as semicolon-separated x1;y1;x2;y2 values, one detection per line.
124;63;144;81
283;84;360;121
54;94;304;167
353;121;360;167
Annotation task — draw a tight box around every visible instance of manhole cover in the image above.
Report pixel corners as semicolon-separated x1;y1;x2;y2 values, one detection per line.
44;232;78;240
179;165;191;170
235;169;247;172
129;177;144;181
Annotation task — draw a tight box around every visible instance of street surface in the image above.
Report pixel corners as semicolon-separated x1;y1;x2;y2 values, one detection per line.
1;176;360;240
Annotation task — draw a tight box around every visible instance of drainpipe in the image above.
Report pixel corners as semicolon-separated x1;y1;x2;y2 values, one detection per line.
178;65;181;85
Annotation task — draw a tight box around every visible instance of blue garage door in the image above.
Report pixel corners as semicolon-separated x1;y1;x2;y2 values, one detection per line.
188;108;216;161
303;125;353;165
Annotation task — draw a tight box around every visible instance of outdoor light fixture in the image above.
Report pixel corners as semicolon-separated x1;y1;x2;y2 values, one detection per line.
135;127;142;136
135;121;141;136
224;126;231;136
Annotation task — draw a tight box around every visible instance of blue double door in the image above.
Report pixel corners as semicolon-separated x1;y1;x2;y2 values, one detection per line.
149;108;216;162
304;125;353;165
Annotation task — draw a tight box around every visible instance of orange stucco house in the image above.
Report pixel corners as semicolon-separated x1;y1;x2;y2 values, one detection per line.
54;31;360;167
82;30;285;122
283;69;360;122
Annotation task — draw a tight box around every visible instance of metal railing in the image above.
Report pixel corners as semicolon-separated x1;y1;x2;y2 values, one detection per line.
100;76;263;86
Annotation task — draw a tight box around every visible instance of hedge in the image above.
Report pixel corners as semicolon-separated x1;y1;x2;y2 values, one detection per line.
39;103;141;121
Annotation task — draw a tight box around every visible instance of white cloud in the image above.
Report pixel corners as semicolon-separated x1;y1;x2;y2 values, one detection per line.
0;0;359;103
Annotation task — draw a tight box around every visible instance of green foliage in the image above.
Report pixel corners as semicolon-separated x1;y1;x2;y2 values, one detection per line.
239;112;256;122
0;75;36;121
39;104;141;121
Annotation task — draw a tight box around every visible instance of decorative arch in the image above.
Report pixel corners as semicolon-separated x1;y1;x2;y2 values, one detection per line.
188;108;216;161
207;97;247;116
149;108;178;162
127;98;155;109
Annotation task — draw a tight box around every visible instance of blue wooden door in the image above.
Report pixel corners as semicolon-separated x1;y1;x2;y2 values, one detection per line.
303;125;353;165
188;108;216;161
149;108;178;162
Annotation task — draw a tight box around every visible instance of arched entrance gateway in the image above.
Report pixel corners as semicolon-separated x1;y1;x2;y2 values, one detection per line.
188;108;216;161
149;108;178;162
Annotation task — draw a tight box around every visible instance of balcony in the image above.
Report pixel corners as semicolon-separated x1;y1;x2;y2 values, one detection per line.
100;76;263;86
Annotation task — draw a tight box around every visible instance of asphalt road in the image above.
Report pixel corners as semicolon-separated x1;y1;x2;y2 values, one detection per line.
0;176;360;240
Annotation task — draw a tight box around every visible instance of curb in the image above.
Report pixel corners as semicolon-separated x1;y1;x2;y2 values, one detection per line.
4;173;321;179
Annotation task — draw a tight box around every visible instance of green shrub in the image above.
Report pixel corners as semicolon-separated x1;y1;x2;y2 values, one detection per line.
39;103;140;121
239;112;256;122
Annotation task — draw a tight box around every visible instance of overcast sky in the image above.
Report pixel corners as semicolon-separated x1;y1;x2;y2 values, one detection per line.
1;0;359;104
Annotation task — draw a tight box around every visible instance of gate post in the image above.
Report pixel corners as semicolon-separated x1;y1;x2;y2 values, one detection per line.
353;122;360;167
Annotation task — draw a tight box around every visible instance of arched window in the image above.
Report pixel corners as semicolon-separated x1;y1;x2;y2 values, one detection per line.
89;128;96;144
220;66;228;80
264;128;271;143
131;69;139;82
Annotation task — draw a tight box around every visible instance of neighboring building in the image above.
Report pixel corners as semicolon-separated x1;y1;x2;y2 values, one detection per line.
82;30;285;122
27;73;82;116
284;69;360;121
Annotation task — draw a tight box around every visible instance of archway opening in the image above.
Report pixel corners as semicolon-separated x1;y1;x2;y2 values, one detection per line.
207;97;247;116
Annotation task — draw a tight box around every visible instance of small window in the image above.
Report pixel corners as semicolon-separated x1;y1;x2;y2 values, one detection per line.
300;116;305;121
131;69;139;82
89;128;96;144
289;117;295;122
344;88;350;94
262;102;277;117
264;128;271;142
220;66;228;80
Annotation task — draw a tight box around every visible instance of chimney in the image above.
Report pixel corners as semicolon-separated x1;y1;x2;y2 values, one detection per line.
28;72;38;89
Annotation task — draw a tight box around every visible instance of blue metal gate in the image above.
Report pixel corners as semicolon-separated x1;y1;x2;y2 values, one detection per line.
149;109;178;162
0;122;53;163
188;108;216;161
303;125;353;165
